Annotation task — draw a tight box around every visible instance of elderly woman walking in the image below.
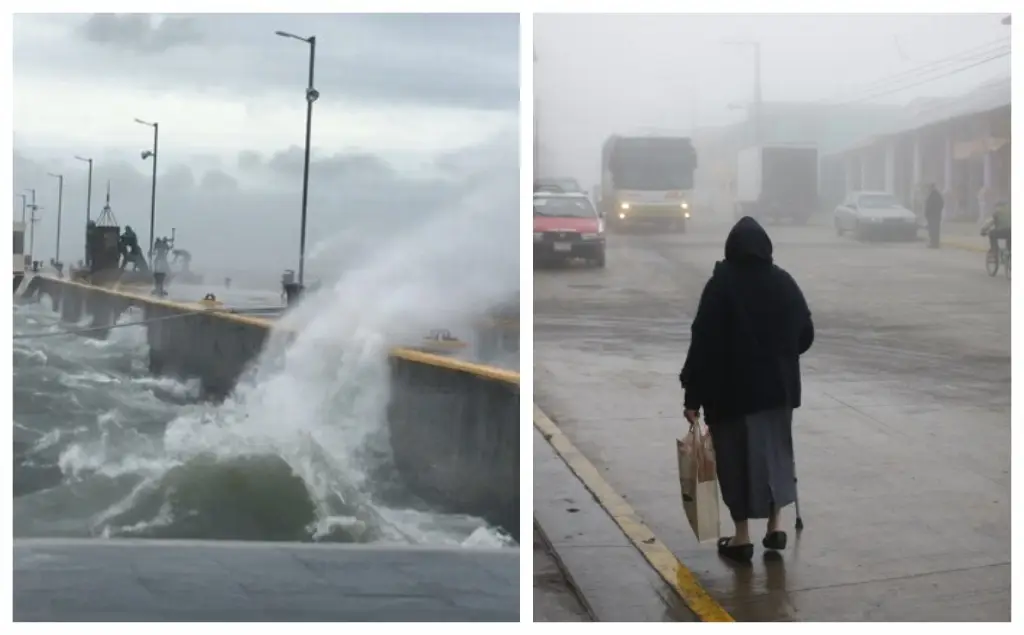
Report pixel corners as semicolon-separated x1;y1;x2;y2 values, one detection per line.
680;216;814;563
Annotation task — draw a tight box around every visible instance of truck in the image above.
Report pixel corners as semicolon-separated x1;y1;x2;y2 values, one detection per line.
734;144;819;224
600;134;698;233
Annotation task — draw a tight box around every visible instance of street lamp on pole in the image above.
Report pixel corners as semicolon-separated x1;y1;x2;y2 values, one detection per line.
275;29;319;287
25;189;42;267
75;155;94;267
135;118;159;261
74;155;94;225
47;172;65;266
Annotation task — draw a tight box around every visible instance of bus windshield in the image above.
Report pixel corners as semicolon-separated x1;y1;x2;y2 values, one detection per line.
609;137;697;191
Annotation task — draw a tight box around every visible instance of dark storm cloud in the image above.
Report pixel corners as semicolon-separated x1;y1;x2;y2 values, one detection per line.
18;13;519;111
13;128;515;273
78;14;205;54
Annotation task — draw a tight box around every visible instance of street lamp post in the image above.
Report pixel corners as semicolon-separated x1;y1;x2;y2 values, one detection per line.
26;189;42;268
275;30;319;287
74;156;94;225
135;118;159;261
75;155;94;267
47;172;64;265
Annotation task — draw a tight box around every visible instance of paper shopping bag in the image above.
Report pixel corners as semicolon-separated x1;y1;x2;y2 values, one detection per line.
677;420;721;543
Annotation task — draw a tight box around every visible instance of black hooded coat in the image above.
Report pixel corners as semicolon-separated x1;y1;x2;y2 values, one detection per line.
680;217;814;423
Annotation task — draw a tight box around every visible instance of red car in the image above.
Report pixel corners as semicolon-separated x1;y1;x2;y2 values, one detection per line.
533;192;605;268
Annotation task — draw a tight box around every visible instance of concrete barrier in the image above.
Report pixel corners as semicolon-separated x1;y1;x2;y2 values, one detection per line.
19;276;520;539
14;538;519;621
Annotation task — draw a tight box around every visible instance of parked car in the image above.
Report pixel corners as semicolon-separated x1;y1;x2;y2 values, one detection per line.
834;190;919;241
533;191;605;268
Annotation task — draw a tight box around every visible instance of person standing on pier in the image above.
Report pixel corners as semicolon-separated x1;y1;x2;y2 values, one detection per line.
679;216;815;564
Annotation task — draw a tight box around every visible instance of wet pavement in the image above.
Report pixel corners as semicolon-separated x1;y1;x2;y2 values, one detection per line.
14;539;519;622
533;217;1010;622
533;523;592;621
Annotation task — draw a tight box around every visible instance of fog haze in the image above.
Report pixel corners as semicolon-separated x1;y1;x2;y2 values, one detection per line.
535;13;1010;189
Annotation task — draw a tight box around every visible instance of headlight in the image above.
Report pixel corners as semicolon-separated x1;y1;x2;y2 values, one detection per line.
618;212;626;219
533;232;543;241
680;202;689;210
620;202;630;210
684;212;691;219
581;233;600;240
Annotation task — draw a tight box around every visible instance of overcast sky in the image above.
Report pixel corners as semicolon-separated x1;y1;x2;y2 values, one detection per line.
14;13;519;282
535;13;1010;185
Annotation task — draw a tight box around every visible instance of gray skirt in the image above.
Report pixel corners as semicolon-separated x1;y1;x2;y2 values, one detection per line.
709;408;796;522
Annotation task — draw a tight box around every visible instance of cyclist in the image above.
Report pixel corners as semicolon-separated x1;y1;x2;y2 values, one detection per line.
981;200;1011;255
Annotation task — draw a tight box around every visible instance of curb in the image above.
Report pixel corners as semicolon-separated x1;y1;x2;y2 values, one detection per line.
533;403;734;622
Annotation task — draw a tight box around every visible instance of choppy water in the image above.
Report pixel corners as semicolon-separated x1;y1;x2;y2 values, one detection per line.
13;282;515;548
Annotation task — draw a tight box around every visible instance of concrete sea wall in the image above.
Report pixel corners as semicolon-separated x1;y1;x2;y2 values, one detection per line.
19;276;520;539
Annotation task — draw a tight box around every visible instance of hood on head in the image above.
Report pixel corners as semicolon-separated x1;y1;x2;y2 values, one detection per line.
725;216;773;264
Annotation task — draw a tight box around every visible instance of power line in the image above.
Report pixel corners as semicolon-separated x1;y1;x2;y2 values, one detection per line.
818;37;1010;104
828;51;1010;107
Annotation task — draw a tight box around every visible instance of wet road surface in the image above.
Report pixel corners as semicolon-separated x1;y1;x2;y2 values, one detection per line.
533;218;1010;622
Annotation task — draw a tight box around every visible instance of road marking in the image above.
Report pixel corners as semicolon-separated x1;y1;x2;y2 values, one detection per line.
533;403;734;622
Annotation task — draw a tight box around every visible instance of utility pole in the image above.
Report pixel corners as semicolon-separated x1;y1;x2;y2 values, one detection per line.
47;172;64;264
724;40;763;145
534;46;540;176
752;41;763;145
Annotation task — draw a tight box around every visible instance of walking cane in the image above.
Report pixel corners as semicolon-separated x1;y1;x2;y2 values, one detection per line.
794;470;804;531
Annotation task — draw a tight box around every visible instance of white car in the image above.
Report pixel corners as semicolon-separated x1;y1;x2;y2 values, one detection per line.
834;191;919;241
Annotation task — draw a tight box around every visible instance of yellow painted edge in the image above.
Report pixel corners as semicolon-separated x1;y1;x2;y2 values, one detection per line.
40;277;520;386
940;238;989;253
533;403;734;623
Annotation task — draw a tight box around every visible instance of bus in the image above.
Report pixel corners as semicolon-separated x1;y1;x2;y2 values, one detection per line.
600;134;698;232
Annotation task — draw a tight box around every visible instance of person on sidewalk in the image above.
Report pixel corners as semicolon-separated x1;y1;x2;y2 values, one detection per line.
925;184;945;248
679;216;815;564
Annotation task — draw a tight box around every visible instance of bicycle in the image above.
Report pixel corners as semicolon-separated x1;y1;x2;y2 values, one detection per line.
985;243;1010;279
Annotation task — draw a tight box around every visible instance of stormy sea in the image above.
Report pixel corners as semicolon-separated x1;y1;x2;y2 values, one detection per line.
13;282;515;548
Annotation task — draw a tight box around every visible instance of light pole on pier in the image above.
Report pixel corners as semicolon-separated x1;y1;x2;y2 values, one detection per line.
75;155;94;266
47;172;64;265
26;189;42;265
275;29;319;287
74;155;94;225
135;118;159;261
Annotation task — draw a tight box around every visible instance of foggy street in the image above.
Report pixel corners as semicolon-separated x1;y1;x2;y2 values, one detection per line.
533;217;1010;621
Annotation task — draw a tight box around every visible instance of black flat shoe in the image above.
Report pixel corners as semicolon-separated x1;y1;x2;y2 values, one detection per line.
717;537;754;563
762;530;787;551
